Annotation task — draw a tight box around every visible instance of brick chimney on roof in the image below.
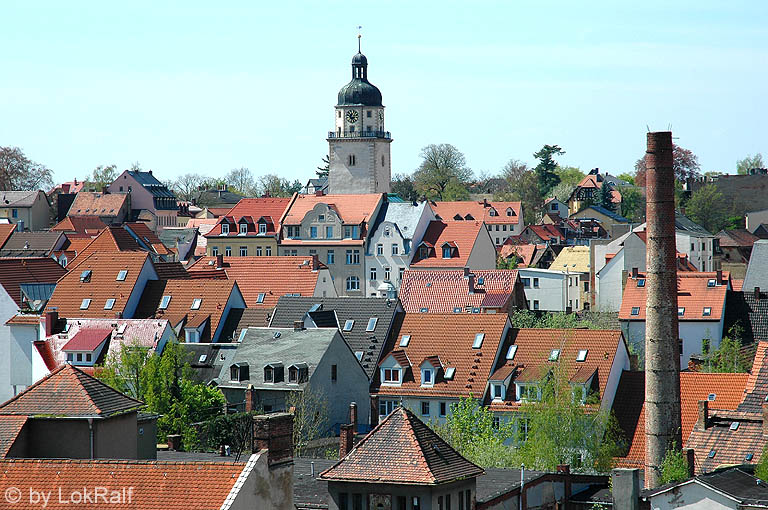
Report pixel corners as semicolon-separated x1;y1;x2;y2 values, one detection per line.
44;311;58;338
349;402;358;434
339;424;354;459
252;412;294;468
216;254;224;269
696;400;709;430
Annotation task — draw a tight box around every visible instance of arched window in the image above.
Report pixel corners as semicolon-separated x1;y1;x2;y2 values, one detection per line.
346;276;360;291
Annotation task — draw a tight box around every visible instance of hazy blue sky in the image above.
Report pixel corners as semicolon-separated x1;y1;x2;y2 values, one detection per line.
1;1;766;185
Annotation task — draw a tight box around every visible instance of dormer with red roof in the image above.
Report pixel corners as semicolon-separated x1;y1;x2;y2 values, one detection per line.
430;199;524;246
409;220;496;271
205;197;291;259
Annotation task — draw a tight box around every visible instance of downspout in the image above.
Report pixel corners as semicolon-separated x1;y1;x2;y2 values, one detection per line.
519;463;524;510
88;418;94;459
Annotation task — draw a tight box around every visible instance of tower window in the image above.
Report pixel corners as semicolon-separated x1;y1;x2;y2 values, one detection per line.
348;154;356;166
366;110;371;117
337;111;341;118
381;155;385;167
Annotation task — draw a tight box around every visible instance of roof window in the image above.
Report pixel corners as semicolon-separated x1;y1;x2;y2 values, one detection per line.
472;307;481;314
453;307;462;313
576;349;588;362
549;349;560;361
198;354;207;363
631;307;640;316
400;335;411;347
79;270;92;282
444;367;456;379
637;279;645;287
730;421;740;431
116;270;128;281
355;351;363;361
506;345;518;360
746;453;754;461
477;277;485;285
80;298;91;310
472;333;485;349
707;279;716;287
104;298;115;310
159;295;171;309
708;450;716;459
343;319;354;332
191;298;202;310
703;307;712;316
708;393;716;401
256;293;266;304
116;323;127;335
366;318;378;332
678;307;685;317
238;329;247;342
419;307;429;313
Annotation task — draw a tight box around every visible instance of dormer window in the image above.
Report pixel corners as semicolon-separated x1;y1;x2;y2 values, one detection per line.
116;270;128;281
442;245;452;258
259;222;267;234
191;298;202;310
506;208;514;216
264;363;284;383
230;362;249;382
489;208;497;216
421;368;433;386
382;368;401;384
288;363;308;384
239;223;247;234
159;295;171;309
491;383;505;400
419;245;430;259
221;223;230;235
518;383;541;402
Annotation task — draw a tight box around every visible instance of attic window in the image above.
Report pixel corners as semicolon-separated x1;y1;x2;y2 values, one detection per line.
191;298;202;310
506;345;518;360
238;329;247;342
79;270;92;282
221;223;230;235
708;393;716;401
343;319;354;332
444;367;456;379
708;450;716;459
256;293;266;304
116;270;128;281
198;354;207;363
746;453;754;461
366;318;378;332
489;208;497;216
707;279;716;287
576;349;588;362
420;307;429;313
80;298;91;310
506;208;514;216
477;277;485;285
549;349;560;361
472;333;485;349
104;298;115;310
678;307;685;317
453;307;462;313
159;295;171;309
730;421;740;431
631;307;640;316
258;223;267;234
637;279;645;287
400;335;411;347
703;307;712;317
355;351;363;361
453;214;463;221
442;246;452;259
239;223;247;234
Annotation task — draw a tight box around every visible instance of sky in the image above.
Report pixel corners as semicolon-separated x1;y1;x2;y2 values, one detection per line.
1;1;766;186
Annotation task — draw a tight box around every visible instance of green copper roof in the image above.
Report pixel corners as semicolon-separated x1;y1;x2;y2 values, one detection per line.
337;52;383;107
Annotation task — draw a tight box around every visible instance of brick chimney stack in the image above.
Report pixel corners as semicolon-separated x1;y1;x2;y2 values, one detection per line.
644;131;683;488
252;412;294;468
44;310;58;338
696;400;709;430
216;254;224;268
339;424;354;459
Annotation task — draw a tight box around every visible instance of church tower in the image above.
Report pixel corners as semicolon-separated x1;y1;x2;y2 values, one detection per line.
327;41;392;194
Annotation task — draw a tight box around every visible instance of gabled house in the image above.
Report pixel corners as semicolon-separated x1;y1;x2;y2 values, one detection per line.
0;258;66;401
0;190;51;231
364;200;434;296
205;197;292;258
51;215;107;236
619;271;731;369
409;220;496;271
67;190;131;225
124;222;174;260
187;255;336;308
716;228;759;279
723;288;768;346
643;468;768;509
570;205;631;239
0;364;153;459
46;252;158;319
498;241;554;269
567;169;624;215
543;197;567;218
280;193;385;296
0;231;67;260
108;169;179;231
269;296;401;380
430;199;524;246
398;269;526;314
217;327;369;429
372;313;511;423
519;224;565;245
319;407;484;510
516;268;569;311
549;246;591;311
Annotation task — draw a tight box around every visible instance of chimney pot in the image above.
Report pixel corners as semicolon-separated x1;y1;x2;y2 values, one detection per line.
339;424;354;459
44;311;58;338
252;412;294;467
245;385;255;412
696;400;709;430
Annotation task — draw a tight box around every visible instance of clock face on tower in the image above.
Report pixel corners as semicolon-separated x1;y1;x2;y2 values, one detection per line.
346;110;359;123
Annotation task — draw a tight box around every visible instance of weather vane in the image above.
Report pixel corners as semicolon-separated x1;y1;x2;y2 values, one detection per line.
357;25;362;52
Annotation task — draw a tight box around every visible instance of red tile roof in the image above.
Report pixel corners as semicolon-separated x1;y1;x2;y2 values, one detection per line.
410;221;485;268
718;229;760;248
399;269;520;313
430;200;522;225
525;224;564;243
574;174;622;203
0;457;246;509
499;243;542;267
685;409;766;474
320;407;483;485
70;226;147;266
282;193;383;226
46;252;151;318
205;198;291;237
619;272;730;321
0;415;27;457
612;371;748;469
68;191;129;216
0;224;17;249
51;215;107;234
186;256;324;308
374;313;509;398
733;279;744;291
488;328;625;413
0;364;143;418
61;328;112;351
0;258;67;308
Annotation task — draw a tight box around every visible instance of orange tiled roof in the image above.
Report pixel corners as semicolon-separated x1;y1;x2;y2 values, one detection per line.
373;313;509;398
499;243;542;267
613;371;748;469
0;416;27;456
0;457;246;509
205;198;291;237
319;407;483;485
68;191;129;216
574;174;622;203
125;222;173;255
282;193;382;226
733;279;744;292
399;269;519;313
51;215;107;234
46;252;151;318
69;226;147;267
410;220;485;268
487;328;624;413
430;200;522;225
186;256;323;308
685;409;766;474
0;258;67;308
619;272;730;321
0;224;15;250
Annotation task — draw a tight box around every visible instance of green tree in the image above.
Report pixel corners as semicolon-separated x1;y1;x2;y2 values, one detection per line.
258;174;300;197
756;446;768;482
598;182;616;212
533;145;564;198
413;144;472;200
497;254;519;270
496;169;542;226
555;166;585;189
550;182;574;203
620;188;645;222
317;155;330;179
90;164;117;190
391;173;419;202
172;173;207;202
0;146;53;191
737;153;765;175
703;325;750;373
686;184;727;233
443;178;470;201
616;173;635;185
286;387;330;453
659;443;689;485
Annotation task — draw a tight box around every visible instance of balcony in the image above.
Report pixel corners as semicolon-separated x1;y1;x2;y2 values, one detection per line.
328;130;391;140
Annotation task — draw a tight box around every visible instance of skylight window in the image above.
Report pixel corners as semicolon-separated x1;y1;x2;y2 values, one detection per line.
708;450;716;459
198;354;207;363
637;279;645;287
444;367;456;379
80;298;91;310
631;307;640;316
708;393;716;401
549;349;560;361
159;295;171;309
256;293;266;304
355;351;363;361
703;307;712;317
238;329;247;342
477;277;485;285
419;307;429;313
472;308;481;314
506;345;518;360
104;298;115;310
399;335;411;347
472;333;485;349
707;279;716;287
678;307;685;317
576;349;588;362
191;298;202;310
730;421;740;431
116;323;127;335
79;270;92;282
366;318;378;332
453;307;462;313
746;453;754;461
116;270;128;281
343;319;354;332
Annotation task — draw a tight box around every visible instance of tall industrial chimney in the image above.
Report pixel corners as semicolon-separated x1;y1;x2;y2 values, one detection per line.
644;131;682;488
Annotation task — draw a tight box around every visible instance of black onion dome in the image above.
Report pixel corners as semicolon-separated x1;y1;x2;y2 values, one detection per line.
337;52;382;106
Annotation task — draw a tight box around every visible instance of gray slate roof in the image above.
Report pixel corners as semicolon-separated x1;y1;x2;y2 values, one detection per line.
269;297;400;378
1;232;62;252
217;328;339;390
373;201;428;241
0;191;43;207
180;343;239;385
744;240;768;292
675;212;712;236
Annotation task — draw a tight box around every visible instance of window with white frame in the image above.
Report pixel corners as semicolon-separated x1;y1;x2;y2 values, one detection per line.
366;318;378;332
239;223;247;234
159;295;171;309
239;246;248;256
225;246;232;256
80;298;91;310
343;319;354;331
259;223;267;234
221;223;230;235
379;399;396;417
491;383;505;400
191;298;202;310
421;367;433;386
370;267;377;281
392;244;399;255
376;244;383;255
116;270;128;281
346;276;360;291
384;267;391;281
472;333;485;349
518;384;540;402
104;298;115;310
382;367;401;384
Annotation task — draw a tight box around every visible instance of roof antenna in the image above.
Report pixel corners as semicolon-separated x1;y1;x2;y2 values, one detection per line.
357;26;362;53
